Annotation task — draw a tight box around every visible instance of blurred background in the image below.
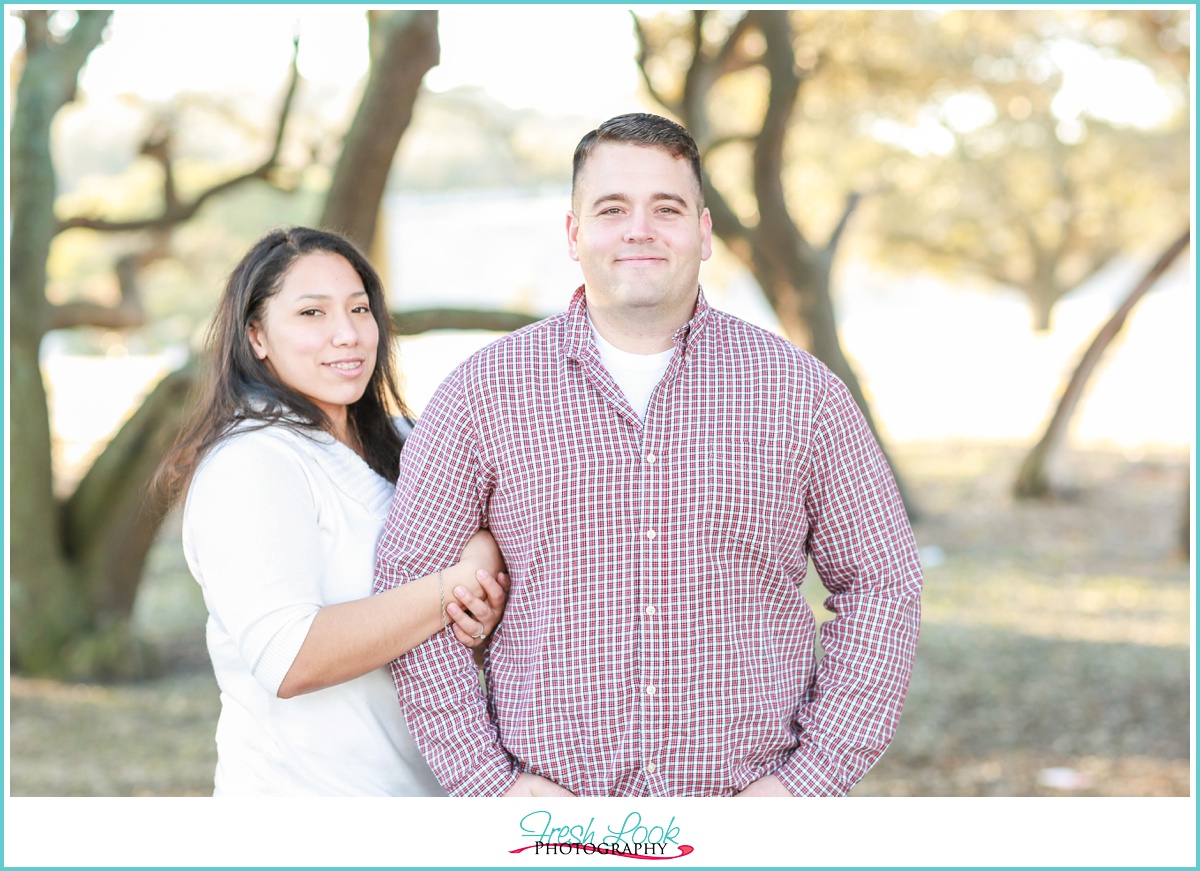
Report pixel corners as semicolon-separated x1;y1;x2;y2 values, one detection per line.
6;7;1192;797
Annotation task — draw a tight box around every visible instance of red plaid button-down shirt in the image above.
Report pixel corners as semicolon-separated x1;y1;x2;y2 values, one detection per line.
376;287;923;796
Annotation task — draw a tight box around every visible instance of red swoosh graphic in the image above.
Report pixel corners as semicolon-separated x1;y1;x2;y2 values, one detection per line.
509;843;695;860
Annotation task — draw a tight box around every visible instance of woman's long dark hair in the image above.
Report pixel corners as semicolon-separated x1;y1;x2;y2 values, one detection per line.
156;226;411;503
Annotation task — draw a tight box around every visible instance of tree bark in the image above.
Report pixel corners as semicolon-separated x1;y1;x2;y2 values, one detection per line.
392;307;539;336
638;10;915;515
9;11;113;675
11;10;530;678
64;368;196;624
1013;228;1190;499
319;10;439;253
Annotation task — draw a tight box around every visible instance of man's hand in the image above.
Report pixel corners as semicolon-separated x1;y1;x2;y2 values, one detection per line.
733;774;792;797
502;773;576;797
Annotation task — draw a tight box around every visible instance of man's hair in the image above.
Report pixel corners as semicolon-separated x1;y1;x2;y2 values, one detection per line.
571;113;703;210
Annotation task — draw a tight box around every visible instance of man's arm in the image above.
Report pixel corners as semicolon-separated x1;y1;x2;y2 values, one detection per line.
374;365;520;796
774;375;924;797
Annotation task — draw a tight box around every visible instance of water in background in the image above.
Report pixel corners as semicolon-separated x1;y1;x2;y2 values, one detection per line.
386;187;1194;448
43;187;1194;488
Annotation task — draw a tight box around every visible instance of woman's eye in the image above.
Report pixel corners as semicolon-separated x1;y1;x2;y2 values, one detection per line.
299;308;322;316
353;305;371;314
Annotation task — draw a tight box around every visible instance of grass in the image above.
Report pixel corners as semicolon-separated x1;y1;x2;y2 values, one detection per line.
7;441;1192;796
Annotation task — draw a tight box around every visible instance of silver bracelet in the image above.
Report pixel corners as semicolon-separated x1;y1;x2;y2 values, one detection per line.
437;571;453;637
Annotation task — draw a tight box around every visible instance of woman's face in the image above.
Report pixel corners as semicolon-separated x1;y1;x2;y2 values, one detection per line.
247;251;379;434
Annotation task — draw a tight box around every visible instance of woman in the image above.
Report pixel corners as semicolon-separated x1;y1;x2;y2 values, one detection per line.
156;227;505;796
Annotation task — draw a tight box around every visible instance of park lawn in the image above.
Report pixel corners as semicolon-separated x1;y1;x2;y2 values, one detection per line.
8;441;1191;797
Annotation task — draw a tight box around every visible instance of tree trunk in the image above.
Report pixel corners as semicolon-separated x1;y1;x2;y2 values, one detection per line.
1013;228;1190;499
1028;285;1056;332
319;10;439;253
730;208;917;515
9;333;92;674
46;367;197;680
9;11;112;675
64;369;197;624
11;11;532;678
733;10;915;514
1179;471;1191;559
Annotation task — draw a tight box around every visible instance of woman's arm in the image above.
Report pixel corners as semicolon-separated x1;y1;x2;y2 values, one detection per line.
277;531;506;698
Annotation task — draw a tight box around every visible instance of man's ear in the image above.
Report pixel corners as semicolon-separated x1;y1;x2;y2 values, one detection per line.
566;211;581;262
700;208;714;262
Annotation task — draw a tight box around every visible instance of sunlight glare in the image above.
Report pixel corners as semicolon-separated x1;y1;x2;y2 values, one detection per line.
425;7;640;117
1050;40;1177;127
294;10;368;85
80;8;302;99
941;91;996;133
870;112;955;156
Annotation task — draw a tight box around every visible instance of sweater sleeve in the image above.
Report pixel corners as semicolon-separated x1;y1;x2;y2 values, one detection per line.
184;432;322;696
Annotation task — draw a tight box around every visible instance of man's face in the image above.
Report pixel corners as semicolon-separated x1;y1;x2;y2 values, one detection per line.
567;142;713;325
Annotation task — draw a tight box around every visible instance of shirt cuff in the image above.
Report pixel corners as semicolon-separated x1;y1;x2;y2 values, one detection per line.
447;747;520;797
253;609;318;696
773;744;852;797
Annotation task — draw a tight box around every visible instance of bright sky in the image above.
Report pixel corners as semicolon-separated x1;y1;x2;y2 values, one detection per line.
6;6;643;117
6;7;1180;140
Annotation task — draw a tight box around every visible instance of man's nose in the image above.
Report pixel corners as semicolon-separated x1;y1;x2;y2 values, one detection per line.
623;208;654;242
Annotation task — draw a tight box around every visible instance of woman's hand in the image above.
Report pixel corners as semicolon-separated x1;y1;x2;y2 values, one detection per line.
458;529;503;579
447;569;511;648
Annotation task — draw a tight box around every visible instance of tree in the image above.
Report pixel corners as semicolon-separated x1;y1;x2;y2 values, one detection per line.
870;9;1190;331
1012;227;1190;498
10;10;302;678
319;10;438;254
633;10;914;510
9;10;535;679
11;10;115;678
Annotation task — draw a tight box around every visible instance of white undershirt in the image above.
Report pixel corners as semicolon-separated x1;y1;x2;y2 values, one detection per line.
590;318;675;420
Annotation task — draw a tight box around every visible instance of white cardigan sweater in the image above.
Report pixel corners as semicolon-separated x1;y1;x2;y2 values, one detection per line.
183;423;444;796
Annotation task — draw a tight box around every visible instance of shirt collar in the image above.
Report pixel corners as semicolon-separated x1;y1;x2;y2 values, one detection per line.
563;285;714;360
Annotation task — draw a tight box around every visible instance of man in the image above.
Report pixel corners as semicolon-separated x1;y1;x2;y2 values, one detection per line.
375;113;923;797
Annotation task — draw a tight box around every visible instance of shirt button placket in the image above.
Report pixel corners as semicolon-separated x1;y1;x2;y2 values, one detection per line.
638;440;662;793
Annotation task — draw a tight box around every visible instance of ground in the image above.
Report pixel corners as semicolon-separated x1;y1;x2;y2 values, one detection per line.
7;441;1192;797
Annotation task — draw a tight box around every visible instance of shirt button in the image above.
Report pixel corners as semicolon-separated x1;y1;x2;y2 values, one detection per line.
646;762;657;774
645;605;657;616
645;453;657;464
646;684;656;695
645;529;657;540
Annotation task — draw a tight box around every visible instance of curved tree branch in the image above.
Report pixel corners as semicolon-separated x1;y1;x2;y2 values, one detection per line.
319;10;439;252
826;191;864;254
55;33;302;236
391;307;539;336
48;251;148;330
630;13;681;117
1014;227;1190;498
712;12;755;74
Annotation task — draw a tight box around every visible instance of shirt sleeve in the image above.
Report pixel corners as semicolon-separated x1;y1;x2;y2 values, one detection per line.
775;375;924;796
374;365;520;796
185;433;320;696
